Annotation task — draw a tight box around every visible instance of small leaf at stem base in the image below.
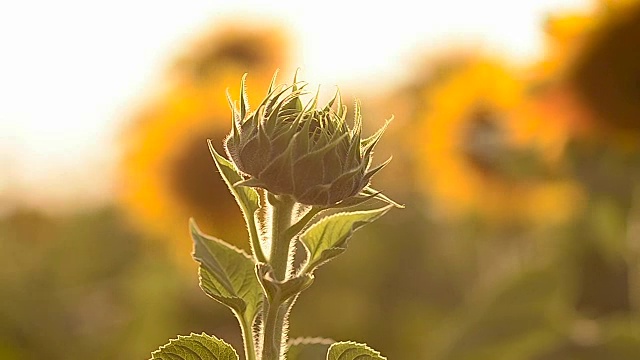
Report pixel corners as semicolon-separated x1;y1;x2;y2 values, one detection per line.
150;332;239;360
327;341;386;360
287;337;335;360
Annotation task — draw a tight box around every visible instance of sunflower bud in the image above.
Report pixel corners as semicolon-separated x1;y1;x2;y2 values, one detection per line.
224;72;391;206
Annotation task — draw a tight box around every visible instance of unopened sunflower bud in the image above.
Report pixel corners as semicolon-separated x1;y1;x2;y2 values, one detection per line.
224;72;392;206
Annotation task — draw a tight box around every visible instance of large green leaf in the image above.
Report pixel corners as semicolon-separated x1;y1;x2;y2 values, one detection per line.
287;337;334;360
150;333;238;360
300;206;391;273
190;219;262;323
327;341;386;360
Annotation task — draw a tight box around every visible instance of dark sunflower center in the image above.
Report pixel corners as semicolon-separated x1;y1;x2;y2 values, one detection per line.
190;37;268;80
462;106;507;174
569;3;640;131
462;106;548;181
168;124;239;223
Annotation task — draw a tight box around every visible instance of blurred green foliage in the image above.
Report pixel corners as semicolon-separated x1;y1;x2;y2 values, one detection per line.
0;208;242;359
3;168;640;359
3;135;640;360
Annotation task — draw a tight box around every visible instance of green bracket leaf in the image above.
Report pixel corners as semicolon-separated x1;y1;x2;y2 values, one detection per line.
191;219;262;324
300;206;392;273
287;337;335;360
327;341;386;360
256;263;314;303
150;333;238;360
208;140;265;263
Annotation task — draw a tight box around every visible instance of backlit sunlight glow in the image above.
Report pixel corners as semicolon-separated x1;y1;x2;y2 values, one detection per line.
0;0;589;209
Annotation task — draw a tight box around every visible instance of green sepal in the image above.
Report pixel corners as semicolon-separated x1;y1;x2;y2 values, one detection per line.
266;69;279;95
150;332;238;360
351;100;363;158
300;206;392;273
309;85;321;110
190;220;262;325
290;69;304;110
331;193;379;209
233;177;265;189
361;157;393;185
361;116;393;153
239;73;249;120
335;87;345;118
327;341;386;360
256;137;296;193
323;87;340;112
265;87;291;134
360;187;404;209
287;337;335;360
225;90;241;145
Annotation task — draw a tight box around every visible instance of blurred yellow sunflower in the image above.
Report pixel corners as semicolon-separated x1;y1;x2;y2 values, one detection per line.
171;23;290;84
119;24;291;267
536;0;640;142
368;52;479;199
414;58;582;224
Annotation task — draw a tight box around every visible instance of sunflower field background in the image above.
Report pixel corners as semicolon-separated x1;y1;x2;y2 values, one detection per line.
2;1;640;358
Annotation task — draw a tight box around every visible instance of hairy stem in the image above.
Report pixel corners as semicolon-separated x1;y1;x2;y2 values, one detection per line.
261;194;296;360
260;299;283;360
234;312;257;360
248;212;267;264
268;194;296;280
284;206;321;244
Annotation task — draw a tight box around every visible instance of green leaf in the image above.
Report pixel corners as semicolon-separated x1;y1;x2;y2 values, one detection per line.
300;206;391;273
150;333;238;360
287;337;334;360
208;141;264;261
327;341;386;360
190;219;262;324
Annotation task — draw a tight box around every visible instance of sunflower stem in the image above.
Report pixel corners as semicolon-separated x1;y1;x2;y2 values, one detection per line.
260;194;296;360
234;311;257;360
268;194;296;281
248;213;267;264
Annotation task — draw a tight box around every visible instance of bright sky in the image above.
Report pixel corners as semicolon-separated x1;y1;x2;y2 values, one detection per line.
0;0;590;209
